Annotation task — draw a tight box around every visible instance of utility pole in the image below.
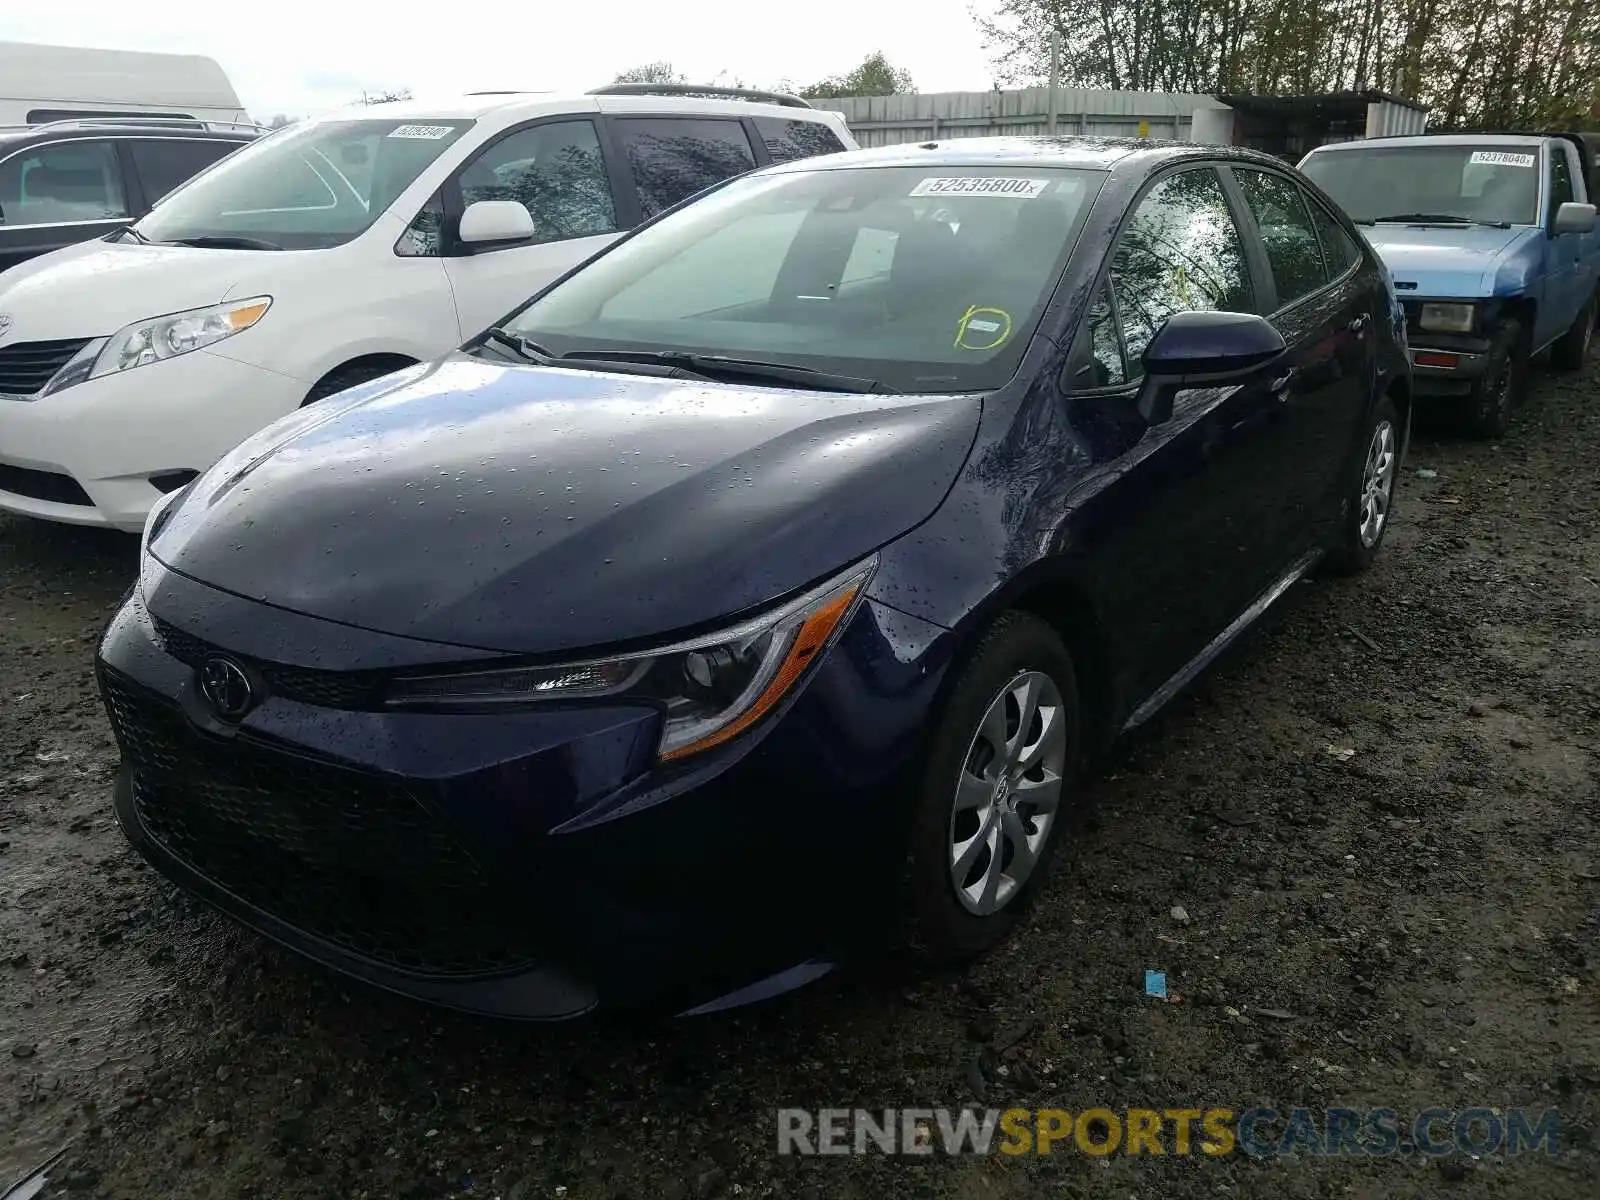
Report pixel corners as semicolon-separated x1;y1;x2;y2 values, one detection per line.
1047;23;1060;136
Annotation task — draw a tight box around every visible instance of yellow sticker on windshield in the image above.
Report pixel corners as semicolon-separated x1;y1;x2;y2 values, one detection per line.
955;305;1013;351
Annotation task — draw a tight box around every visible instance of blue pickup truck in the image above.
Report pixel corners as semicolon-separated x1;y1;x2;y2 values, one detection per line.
1300;132;1599;437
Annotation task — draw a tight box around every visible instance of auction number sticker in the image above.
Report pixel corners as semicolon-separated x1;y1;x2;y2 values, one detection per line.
910;177;1049;198
1468;151;1535;168
387;124;454;140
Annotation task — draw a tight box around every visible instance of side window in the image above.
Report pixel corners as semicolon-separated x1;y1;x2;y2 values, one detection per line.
1069;281;1127;388
1110;167;1254;380
128;139;237;205
1234;168;1327;305
612;118;757;219
0;140;129;226
754;117;848;165
395;191;445;258
1550;146;1576;213
1306;195;1361;278
457;120;618;245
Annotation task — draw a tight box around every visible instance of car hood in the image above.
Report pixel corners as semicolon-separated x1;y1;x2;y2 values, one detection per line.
1362;224;1539;299
149;354;981;656
0;238;288;342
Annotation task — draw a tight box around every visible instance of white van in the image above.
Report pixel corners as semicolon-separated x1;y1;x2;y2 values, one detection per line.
0;86;856;530
0;40;248;128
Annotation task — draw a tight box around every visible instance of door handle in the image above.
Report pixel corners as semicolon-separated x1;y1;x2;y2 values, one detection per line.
1347;313;1370;333
1270;370;1296;401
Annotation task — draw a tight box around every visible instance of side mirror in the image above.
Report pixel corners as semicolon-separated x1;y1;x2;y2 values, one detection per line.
1553;201;1597;236
458;199;536;249
1135;310;1287;425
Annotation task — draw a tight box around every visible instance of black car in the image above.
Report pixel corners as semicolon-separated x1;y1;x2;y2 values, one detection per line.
0;119;256;272
97;137;1412;1018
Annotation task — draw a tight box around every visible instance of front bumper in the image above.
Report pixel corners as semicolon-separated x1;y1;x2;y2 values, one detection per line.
0;349;305;531
96;564;951;1018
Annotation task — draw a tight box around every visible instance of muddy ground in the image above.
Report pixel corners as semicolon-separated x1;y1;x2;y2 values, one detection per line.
2;367;1598;1200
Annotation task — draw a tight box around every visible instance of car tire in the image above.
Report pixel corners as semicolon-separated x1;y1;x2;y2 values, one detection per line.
1323;394;1401;576
1550;293;1596;372
1465;317;1527;439
302;358;413;406
901;611;1081;964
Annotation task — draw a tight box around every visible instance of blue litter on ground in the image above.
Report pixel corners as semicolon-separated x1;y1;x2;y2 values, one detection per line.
1144;970;1168;999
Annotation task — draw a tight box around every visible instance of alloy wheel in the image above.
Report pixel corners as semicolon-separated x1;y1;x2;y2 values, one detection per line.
1358;419;1397;548
948;670;1068;916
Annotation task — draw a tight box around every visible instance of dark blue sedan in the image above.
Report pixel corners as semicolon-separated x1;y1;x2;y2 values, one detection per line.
96;137;1411;1018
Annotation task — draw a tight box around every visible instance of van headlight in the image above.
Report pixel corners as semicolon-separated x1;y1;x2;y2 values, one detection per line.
385;558;876;760
40;297;272;396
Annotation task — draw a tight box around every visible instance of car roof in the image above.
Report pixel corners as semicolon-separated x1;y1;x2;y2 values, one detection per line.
760;134;1295;175
307;90;840;126
1306;133;1547;154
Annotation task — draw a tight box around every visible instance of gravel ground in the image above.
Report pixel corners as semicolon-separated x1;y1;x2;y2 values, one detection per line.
2;366;1598;1199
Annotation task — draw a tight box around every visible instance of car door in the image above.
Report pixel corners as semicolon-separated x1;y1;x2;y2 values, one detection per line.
438;118;626;338
0;138;133;272
1541;140;1585;346
1058;165;1293;707
1228;165;1374;546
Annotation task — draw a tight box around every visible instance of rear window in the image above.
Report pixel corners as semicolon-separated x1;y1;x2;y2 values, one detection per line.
0;140;129;226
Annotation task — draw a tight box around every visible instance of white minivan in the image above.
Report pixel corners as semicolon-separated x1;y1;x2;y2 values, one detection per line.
0;86;855;530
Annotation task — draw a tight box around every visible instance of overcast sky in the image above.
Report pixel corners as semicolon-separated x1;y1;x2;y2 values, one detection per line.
0;2;1007;118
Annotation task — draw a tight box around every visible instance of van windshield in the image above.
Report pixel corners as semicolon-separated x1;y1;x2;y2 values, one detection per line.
501;164;1103;393
1301;143;1541;226
133;117;472;250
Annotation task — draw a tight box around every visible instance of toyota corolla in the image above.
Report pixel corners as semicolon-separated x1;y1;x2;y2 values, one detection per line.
96;137;1411;1018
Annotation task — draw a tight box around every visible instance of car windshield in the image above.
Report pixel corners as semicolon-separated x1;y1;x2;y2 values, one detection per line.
501;164;1104;393
1301;143;1540;226
132;117;473;250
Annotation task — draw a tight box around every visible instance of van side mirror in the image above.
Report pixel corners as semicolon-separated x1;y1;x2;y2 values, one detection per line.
1135;310;1287;425
458;200;536;249
1553;201;1597;236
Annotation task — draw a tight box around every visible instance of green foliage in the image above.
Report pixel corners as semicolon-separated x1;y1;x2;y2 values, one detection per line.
614;62;687;85
800;51;916;100
977;0;1600;130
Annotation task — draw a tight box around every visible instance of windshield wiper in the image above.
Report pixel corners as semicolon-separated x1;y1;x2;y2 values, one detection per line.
563;350;898;394
478;328;716;382
1369;213;1511;229
162;234;286;251
111;225;150;244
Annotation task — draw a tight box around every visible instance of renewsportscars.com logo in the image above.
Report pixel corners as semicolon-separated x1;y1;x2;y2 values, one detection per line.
776;1106;1562;1159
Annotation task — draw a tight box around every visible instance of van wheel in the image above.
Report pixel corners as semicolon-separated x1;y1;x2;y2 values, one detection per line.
302;357;415;406
901;612;1080;963
1465;318;1526;439
1551;294;1596;371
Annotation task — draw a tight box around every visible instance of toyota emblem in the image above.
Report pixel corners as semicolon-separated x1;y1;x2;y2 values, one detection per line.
199;656;256;720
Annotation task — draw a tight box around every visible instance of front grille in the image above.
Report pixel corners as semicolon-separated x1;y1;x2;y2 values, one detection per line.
101;668;542;976
0;463;92;505
0;338;91;397
152;616;380;710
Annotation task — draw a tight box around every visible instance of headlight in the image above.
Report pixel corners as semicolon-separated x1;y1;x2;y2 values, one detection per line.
1418;302;1475;333
385;557;876;760
40;297;271;396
